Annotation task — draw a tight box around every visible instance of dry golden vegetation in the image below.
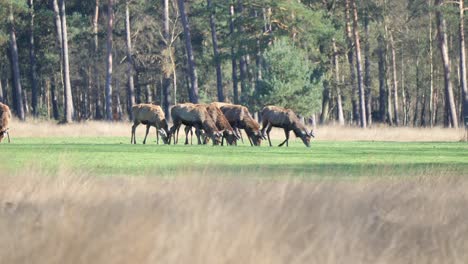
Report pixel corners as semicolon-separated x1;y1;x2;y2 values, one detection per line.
1;168;467;264
9;118;466;141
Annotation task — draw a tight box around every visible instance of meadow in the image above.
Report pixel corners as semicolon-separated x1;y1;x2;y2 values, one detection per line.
1;120;467;177
1;121;467;263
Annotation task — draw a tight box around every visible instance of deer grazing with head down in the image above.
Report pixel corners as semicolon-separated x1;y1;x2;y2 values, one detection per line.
0;103;11;143
131;104;171;144
217;103;264;146
261;105;314;147
170;103;223;145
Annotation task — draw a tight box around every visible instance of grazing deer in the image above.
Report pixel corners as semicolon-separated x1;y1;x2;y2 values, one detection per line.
261;106;314;147
184;103;239;146
219;104;264;146
131;104;170;144
170;103;223;145
0;103;11;143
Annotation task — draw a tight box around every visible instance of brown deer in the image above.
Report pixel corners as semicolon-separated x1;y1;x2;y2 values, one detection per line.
170;103;223;145
131;104;171;144
261;106;314;147
207;103;240;146
219;104;264;146
0;103;11;143
184;103;239;146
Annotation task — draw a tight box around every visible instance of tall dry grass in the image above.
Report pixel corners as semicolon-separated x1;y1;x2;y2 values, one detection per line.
9;118;466;141
1;167;467;263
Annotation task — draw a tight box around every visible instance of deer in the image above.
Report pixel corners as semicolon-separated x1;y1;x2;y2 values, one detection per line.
0;103;11;143
183;103;239;146
170;103;223;145
131;104;171;144
261;105;314;147
218;104;264;146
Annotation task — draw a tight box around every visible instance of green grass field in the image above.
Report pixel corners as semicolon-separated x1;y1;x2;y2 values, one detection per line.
1;137;466;177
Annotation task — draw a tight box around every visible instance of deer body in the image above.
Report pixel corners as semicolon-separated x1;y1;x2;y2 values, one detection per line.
261;106;314;147
131;104;170;144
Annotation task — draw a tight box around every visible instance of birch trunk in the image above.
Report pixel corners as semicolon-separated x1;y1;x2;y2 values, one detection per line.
59;0;74;123
125;0;136;120
435;0;459;127
105;0;114;120
351;0;367;128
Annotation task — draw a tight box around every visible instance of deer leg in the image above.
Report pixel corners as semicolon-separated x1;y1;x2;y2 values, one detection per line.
143;124;151;144
131;122;139;144
184;126;191;145
170;124;179;144
266;124;273;147
6;131;10;143
156;127;159;145
176;126;181;144
238;128;244;144
195;126;203;145
278;129;289;147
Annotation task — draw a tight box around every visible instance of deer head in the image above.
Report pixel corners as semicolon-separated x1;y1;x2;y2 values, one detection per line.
158;129;170;144
212;131;223;145
299;129;313;147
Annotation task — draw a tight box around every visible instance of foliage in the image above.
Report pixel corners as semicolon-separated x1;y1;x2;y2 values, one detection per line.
255;38;322;115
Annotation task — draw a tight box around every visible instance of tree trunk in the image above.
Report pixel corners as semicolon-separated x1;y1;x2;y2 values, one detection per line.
145;84;152;103
385;36;394;126
44;78;50;118
52;0;64;99
377;34;387;123
429;0;435;127
135;71;141;104
320;81;330;124
9;4;25;120
401;54;408;126
389;32;399;126
58;0;74;123
207;0;224;102
125;0;136;120
162;0;172;119
0;76;3;103
114;80;122;121
92;0;102;120
344;0;359;124
178;0;199;103
435;0;459;127
51;76;60;120
350;0;366;128
237;0;248;103
229;3;239;104
364;11;372;126
28;0;39;116
414;55;421;126
458;0;468;128
105;0;114;120
333;40;345;125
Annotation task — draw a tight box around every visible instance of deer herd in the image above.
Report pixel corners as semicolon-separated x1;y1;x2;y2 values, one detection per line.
0;101;314;147
131;102;315;147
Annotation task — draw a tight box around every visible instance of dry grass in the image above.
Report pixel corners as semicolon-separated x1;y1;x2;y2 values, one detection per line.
9;118;465;141
1;167;468;263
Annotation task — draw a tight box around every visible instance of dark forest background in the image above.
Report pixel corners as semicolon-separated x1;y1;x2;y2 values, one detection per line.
0;0;467;128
